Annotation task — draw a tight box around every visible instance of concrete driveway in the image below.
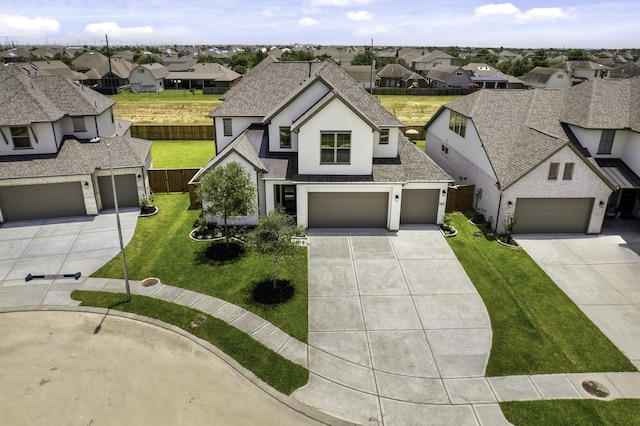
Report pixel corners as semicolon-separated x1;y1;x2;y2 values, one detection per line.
293;226;499;426
0;209;139;286
517;229;640;370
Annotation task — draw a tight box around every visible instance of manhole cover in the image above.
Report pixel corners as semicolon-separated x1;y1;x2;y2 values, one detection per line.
582;380;610;398
191;317;206;328
142;277;159;287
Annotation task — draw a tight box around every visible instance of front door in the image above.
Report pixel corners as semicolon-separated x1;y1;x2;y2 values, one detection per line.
275;185;297;216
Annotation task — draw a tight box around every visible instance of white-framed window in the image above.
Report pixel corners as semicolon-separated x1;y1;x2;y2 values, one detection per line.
597;129;615;154
448;111;467;137
279;127;292;148
548;162;560;180
563;163;575;180
320;132;351;164
223;118;232;136
72;117;86;132
557;73;564;79
379;129;389;144
138;68;145;73
10;126;31;149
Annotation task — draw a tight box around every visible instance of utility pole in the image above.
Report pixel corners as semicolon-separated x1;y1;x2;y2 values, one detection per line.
369;38;375;94
105;34;114;94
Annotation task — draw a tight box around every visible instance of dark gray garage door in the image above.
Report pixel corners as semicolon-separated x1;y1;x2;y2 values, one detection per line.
400;189;439;224
514;198;594;233
98;175;139;209
0;182;86;221
308;192;388;228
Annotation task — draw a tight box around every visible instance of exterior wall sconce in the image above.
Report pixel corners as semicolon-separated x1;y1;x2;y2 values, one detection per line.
84;181;89;188
137;174;142;180
442;189;447;195
507;201;513;206
599;201;605;207
395;194;400;202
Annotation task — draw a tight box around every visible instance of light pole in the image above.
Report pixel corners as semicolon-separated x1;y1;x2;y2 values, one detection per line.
107;143;131;301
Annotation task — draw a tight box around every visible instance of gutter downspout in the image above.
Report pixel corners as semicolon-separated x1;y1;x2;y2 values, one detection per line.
495;191;502;233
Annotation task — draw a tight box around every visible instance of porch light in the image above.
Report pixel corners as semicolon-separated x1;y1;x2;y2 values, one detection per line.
507;201;513;206
442;189;447;195
599;201;605;207
84;181;89;188
395;194;400;201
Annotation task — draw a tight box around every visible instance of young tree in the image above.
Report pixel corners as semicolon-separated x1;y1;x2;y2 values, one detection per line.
197;162;256;246
250;210;300;289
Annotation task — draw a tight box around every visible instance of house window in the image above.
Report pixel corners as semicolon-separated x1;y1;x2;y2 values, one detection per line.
72;117;86;132
223;118;232;136
441;144;449;155
279;127;292;148
448;111;467;137
320;132;351;164
10;126;31;149
563;163;575;180
138;68;145;73
557;74;564;78
379;129;389;144
548;162;560;180
597;130;615;154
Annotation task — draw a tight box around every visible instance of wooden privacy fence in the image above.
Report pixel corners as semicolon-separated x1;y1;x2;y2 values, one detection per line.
131;124;214;140
446;184;475;212
148;168;201;194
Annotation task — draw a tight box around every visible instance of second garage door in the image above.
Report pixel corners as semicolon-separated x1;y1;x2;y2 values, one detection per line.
514;198;594;233
0;182;86;222
98;175;140;209
308;192;388;228
400;189;440;224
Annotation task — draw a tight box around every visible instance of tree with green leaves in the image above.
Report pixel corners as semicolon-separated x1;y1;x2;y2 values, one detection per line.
351;48;375;65
280;50;315;61
197;54;223;64
197;162;256;246
250;209;301;289
530;49;550;68
566;49;591;61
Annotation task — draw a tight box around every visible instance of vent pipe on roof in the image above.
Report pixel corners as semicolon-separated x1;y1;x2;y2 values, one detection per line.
308;62;312;78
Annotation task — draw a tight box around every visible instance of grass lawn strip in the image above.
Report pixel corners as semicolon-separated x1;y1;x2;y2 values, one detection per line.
151;140;216;168
501;399;640;426
92;193;308;343
445;212;636;376
71;291;308;395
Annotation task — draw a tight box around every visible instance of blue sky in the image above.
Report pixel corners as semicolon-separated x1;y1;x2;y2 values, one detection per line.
1;1;638;49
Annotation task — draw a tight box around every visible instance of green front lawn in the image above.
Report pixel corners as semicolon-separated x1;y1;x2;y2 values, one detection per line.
92;193;308;342
445;212;636;376
71;291;307;395
501;399;640;426
151;140;216;168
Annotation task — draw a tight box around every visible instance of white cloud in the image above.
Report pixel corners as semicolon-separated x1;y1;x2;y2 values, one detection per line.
298;17;319;26
354;25;390;37
83;22;153;38
311;0;371;6
474;3;574;23
347;10;373;21
262;9;275;17
0;14;59;38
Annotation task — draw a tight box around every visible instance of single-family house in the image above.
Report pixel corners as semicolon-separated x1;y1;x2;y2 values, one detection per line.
165;63;241;91
523;67;572;89
609;62;640;80
193;60;452;230
376;63;427;88
0;64;152;222
30;60;88;82
463;63;524;89
72;51;134;93
341;65;377;90
426;65;472;89
551;61;611;82
424;79;640;234
408;50;462;76
129;63;169;93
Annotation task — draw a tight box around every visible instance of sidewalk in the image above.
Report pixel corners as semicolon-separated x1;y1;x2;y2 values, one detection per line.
2;275;640;425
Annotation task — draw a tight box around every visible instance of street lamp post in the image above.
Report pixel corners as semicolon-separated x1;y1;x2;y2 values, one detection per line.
107;143;131;301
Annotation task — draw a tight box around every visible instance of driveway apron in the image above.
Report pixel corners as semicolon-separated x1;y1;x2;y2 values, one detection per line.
517;230;640;371
293;226;495;426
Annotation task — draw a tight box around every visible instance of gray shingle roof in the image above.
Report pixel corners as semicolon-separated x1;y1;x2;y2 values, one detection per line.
137;63;169;79
426;65;464;83
0;136;151;179
209;61;403;128
523;67;565;84
0;65;115;126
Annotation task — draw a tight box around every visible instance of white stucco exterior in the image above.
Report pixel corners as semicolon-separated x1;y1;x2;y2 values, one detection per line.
372;128;399;158
569;125;640;176
214;116;262;152
130;66;165;93
297;98;374;175
525;70;571;89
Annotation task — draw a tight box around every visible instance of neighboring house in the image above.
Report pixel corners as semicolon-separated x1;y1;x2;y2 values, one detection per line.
424;79;640;234
376;63;427;88
193;60;452;230
165;63;241;91
129;63;169;93
609;63;640;79
408;50;462;76
0;64;152;223
551;61;611;82
30;60;87;82
426;65;472;88
523;67;572;89
341;65;377;90
463;63;524;89
72;51;134;92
